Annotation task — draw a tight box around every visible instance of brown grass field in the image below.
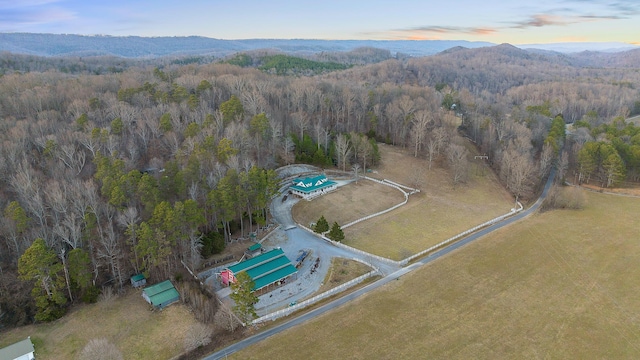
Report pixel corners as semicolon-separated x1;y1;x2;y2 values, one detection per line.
315;258;374;295
294;143;514;260
0;289;199;359
235;191;640;359
292;179;405;228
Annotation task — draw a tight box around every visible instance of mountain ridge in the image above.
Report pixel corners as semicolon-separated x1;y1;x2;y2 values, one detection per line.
2;33;637;59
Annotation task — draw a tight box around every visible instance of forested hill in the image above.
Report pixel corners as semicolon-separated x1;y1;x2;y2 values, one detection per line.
1;36;640;331
0;33;494;58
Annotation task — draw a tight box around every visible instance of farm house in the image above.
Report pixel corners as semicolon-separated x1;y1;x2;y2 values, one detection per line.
0;337;35;360
142;280;180;309
221;248;297;295
290;174;337;200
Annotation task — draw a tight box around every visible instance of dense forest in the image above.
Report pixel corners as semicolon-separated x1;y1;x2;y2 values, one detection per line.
1;44;639;328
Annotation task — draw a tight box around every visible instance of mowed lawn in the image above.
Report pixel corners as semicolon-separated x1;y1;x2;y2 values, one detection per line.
292;179;405;228
295;143;514;260
234;191;640;359
0;289;199;360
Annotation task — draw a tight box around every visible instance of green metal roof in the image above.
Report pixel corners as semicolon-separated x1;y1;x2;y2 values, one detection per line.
131;274;145;282
290;175;336;194
0;338;34;360
143;280;175;297
227;248;298;291
248;243;262;252
143;280;179;308
245;255;292;280
228;248;284;274
149;287;179;307
253;264;297;290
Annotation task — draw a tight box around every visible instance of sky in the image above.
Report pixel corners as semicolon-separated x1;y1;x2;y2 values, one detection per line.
1;0;639;45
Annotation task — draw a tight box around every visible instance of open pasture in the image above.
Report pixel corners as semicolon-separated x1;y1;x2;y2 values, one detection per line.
236;191;640;359
291;178;405;228
0;289;200;360
295;143;514;260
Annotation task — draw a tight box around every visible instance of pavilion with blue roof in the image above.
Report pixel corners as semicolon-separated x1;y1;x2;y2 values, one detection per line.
290;174;337;200
221;248;298;294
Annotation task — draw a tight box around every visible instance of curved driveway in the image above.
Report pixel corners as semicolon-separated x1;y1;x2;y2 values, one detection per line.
204;168;556;360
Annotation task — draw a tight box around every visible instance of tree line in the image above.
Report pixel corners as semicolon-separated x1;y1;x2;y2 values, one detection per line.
0;44;638;326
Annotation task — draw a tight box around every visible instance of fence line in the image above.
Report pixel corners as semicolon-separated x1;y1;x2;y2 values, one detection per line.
382;179;420;194
341;176;410;229
258;224;281;244
299;223;402;267
252;269;378;324
400;201;523;265
253;200;524;324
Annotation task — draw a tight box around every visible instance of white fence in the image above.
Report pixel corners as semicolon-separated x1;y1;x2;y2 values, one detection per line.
399;201;523;265
299;223;402;267
252;268;379;324
253;175;524;325
341;176;415;230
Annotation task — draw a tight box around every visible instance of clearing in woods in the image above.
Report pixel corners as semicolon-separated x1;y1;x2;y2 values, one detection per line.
293;143;514;260
0;289;200;360
236;191;640;359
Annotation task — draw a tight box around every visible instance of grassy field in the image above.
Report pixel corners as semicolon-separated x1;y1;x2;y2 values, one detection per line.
294;143;514;260
292;179;405;228
0;289;200;359
235;191;640;359
315;258;374;295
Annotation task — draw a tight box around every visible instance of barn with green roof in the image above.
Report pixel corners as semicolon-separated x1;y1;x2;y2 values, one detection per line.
220;248;297;294
290;174;337;200
142;280;180;309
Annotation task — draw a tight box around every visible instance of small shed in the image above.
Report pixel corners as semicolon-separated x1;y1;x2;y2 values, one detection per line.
0;337;35;360
245;243;262;258
130;274;146;288
142;280;179;309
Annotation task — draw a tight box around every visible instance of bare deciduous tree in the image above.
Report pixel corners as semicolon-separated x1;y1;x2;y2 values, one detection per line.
79;338;123;360
447;143;469;187
184;323;213;353
410;110;431;157
427;127;448;170
98;222;124;289
214;303;241;333
500;146;535;202
334;133;351;171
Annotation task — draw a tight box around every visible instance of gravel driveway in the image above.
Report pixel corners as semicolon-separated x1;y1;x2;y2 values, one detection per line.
207;170;400;315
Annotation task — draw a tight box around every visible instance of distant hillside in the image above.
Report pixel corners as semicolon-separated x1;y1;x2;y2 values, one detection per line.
520;42;638;53
0;33;494;58
565;48;640;68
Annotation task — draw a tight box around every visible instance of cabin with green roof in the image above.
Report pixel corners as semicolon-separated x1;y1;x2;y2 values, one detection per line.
220;248;297;294
142;280;179;309
290;174;337;200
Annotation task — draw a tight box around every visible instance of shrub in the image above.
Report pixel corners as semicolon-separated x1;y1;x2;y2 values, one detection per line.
542;185;587;211
81;285;100;304
183;323;213;353
314;215;329;233
328;222;345;242
79;338;123;360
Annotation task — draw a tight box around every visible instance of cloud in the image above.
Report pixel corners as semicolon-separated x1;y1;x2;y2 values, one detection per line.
374;26;497;40
600;0;640;16
0;0;62;10
512;14;571;28
510;11;626;30
0;1;75;31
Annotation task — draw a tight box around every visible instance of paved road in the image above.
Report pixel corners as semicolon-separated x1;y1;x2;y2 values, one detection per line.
203;168;556;360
